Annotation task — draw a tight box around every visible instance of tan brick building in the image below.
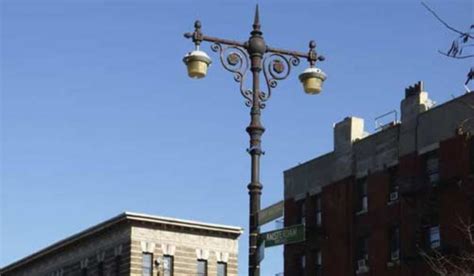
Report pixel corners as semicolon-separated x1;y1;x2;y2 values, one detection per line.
1;212;242;276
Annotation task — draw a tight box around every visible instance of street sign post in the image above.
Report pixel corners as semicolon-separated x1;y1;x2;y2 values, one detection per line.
260;224;305;247
258;200;284;226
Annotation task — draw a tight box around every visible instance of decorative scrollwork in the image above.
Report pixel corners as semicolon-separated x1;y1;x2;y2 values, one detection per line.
261;53;300;105
211;43;252;107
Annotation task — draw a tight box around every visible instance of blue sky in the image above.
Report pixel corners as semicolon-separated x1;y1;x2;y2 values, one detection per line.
1;0;472;275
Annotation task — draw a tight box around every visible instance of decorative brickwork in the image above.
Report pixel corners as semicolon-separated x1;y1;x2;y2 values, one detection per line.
130;224;239;276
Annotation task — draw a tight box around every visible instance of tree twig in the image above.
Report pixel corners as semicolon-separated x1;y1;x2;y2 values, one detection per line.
438;50;474;59
422;2;474;39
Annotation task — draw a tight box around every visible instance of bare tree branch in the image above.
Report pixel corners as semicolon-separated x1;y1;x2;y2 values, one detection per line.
422;2;474;85
467;68;474;85
422;2;474;39
421;218;474;275
438;50;474;59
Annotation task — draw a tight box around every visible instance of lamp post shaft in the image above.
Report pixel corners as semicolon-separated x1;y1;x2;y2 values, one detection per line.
247;67;264;276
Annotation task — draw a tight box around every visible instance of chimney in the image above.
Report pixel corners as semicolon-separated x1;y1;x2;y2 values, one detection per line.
334;117;366;152
401;81;434;122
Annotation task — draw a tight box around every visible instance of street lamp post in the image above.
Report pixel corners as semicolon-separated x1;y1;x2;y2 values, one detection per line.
183;6;326;276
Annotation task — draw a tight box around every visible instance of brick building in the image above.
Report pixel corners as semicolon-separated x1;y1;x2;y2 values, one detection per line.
283;83;474;275
1;212;242;276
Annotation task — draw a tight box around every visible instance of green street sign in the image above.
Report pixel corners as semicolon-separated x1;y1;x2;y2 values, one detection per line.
260;224;305;247
258;200;284;226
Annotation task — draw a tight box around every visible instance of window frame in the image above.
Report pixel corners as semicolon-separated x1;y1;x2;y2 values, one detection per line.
356;236;369;273
114;255;121;276
356;177;368;214
470;138;474;174
197;259;208;276
301;254;305;270
315;195;322;227
315;250;322;276
97;261;104;276
142;253;153;276
217;262;227;276
356;236;369;261
428;225;441;249
300;200;306;226
162;255;174;276
389;226;400;261
425;151;440;186
388;166;399;203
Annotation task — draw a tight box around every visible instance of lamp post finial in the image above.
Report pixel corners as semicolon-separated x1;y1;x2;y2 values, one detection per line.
253;4;261;31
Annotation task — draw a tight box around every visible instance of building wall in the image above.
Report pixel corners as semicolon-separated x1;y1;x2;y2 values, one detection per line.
2;217;242;276
283;91;474;276
285;134;473;275
130;223;239;276
284;134;474;276
2;223;131;276
284;93;474;201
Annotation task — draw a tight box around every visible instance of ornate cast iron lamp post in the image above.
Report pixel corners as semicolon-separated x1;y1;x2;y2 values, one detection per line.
183;6;326;276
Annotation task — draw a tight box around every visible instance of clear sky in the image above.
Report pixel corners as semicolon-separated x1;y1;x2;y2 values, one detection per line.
1;0;472;275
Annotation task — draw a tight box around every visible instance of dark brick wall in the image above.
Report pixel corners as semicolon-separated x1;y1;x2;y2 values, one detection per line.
284;198;305;275
322;177;354;276
438;135;474;263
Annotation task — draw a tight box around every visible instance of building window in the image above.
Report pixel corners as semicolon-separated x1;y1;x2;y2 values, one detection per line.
217;262;227;276
300;200;306;226
356;178;368;213
316;250;322;276
315;196;322;227
388;167;399;202
80;259;88;276
114;256;121;276
197;259;207;276
97;262;104;276
470;138;474;174
51;269;64;276
428;225;441;249
356;236;369;273
142;253;153;276
163;255;173;276
301;255;306;272
298;199;306;225
389;226;400;261
425;151;440;185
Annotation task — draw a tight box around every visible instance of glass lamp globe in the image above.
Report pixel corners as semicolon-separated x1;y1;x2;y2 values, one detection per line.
298;67;327;95
183;50;212;79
